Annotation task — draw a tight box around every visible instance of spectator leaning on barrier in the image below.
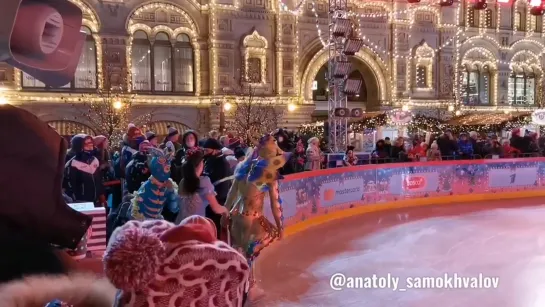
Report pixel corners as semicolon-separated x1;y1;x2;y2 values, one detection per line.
391;137;407;162
427;141;442;161
437;130;458;157
343;146;358;166
305;137;322;171
457;133;474;158
372;140;390;161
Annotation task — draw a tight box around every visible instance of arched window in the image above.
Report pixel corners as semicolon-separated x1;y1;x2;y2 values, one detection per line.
484;9;493;28
514;11;525;31
461;65;491;105
468;8;479;27
416;66;428;88
22;26;98;90
509;67;536;105
153;32;172;92
174;34;194;92
131;31;195;94
131;30;152;91
532;15;543;32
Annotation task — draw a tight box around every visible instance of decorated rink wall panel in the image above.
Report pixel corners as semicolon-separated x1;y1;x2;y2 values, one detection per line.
264;158;545;226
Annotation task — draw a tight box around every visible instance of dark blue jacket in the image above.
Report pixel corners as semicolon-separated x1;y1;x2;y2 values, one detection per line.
457;140;474;156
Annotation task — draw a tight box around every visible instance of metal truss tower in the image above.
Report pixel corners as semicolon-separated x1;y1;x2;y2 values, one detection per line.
327;0;349;153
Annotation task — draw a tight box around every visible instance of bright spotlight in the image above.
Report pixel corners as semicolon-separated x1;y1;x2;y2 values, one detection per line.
288;103;297;112
0;96;8;105
224;102;232;111
401;105;410;112
448;105;454;112
112;100;123;110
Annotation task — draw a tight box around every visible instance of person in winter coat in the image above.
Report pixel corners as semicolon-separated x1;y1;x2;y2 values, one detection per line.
125;140;152;194
372;139;390;161
119;124;144;179
305;137;322;171
65;134;87;163
390;137;407;162
145;131;158;147
437;130;458;157
427;141;442;161
284;138;306;174
510;128;532;153
502;139;521;157
171;130;199;184
161;126;182;152
202;137;233;237
64;135;106;206
343;145;358;166
457;133;474;158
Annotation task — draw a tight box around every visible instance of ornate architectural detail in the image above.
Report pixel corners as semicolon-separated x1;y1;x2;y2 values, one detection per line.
242;30;268;85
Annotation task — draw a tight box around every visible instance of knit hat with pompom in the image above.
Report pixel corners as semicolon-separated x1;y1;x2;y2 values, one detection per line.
103;217;250;307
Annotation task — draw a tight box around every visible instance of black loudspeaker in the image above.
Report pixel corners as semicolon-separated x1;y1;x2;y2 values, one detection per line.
334;108;350;117
351;108;363;118
0;0;86;87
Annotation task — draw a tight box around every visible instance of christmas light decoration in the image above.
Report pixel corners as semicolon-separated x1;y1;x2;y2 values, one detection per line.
225;86;284;144
64;87;152;146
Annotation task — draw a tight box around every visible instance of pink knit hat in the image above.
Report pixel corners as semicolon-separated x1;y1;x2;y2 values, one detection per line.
103;217;249;307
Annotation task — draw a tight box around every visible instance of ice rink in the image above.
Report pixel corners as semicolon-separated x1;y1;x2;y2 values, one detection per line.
253;197;545;307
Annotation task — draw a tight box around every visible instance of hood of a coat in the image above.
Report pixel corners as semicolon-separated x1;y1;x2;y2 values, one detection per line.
0;274;116;307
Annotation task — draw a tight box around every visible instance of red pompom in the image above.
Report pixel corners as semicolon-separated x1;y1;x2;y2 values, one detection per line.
103;223;166;292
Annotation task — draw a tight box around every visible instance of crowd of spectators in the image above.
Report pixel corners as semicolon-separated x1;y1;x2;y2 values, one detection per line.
370;128;542;164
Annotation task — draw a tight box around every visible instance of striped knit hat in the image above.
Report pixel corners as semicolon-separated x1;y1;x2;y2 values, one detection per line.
104;217;249;307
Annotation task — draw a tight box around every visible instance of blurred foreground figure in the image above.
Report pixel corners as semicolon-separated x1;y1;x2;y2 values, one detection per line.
0;105;115;305
104;216;250;306
0;0;86;87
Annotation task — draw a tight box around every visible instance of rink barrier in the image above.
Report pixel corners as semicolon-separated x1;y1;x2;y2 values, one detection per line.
263;157;545;236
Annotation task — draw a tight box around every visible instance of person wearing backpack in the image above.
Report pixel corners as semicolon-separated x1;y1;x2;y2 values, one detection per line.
176;147;228;224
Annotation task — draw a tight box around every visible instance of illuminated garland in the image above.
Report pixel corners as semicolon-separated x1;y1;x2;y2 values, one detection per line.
299;114;534;140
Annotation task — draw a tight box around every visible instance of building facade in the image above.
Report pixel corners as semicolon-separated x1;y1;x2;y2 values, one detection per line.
0;0;543;136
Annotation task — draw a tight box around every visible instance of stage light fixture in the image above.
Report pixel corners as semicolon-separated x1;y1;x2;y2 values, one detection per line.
343;79;362;95
343;39;364;56
332;19;352;37
407;0;421;3
439;0;453;6
333;61;352;78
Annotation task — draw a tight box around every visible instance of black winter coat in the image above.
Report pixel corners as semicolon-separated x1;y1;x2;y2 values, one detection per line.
125;152;150;194
63;154;104;203
204;154;233;205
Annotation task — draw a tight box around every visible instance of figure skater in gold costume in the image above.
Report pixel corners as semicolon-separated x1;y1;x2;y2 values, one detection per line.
223;134;289;296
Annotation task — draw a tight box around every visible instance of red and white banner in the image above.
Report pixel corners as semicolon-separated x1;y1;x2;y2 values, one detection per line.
69;203;107;256
389;173;439;194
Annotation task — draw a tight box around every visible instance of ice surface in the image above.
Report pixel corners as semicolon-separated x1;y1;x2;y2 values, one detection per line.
252;199;545;307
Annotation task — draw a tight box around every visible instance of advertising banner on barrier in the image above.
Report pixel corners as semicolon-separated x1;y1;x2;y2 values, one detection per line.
272;158;545;228
321;177;364;207
389;172;439;195
488;165;538;188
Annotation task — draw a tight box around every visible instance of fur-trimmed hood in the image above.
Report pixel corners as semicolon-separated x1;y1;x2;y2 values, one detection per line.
0;274;116;307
